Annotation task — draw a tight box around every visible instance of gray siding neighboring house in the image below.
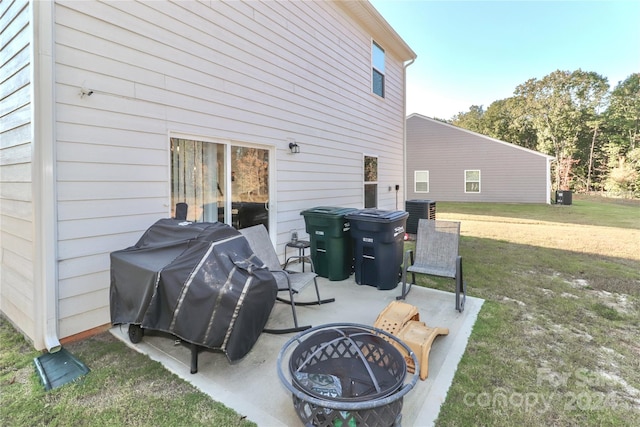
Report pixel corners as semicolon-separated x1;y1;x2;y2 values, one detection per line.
0;0;415;350
405;114;554;204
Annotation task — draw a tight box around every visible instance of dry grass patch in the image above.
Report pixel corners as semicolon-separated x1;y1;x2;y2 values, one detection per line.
437;213;640;262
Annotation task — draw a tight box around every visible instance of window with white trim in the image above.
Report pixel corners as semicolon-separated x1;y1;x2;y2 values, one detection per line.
372;41;385;97
364;155;378;208
415;170;429;192
465;170;481;193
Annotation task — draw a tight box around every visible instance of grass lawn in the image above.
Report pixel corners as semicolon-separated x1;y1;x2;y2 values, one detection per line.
427;195;640;426
1;194;638;426
0;319;255;427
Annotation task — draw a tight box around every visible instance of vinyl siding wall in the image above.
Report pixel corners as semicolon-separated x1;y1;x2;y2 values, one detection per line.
406;115;551;204
0;0;36;339
50;0;408;338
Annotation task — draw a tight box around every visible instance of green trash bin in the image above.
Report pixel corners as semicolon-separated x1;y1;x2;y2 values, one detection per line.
301;207;357;281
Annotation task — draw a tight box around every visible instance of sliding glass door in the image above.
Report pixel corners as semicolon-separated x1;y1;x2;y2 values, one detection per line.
230;145;269;229
170;137;270;230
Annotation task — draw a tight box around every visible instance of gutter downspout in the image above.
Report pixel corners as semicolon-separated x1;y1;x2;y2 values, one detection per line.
402;58;416;206
32;0;61;352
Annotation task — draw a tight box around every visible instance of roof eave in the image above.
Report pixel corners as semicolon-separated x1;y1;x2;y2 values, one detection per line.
334;1;416;62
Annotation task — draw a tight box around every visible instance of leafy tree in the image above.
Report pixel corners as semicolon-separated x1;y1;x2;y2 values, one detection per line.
585;116;603;191
605;73;640;151
604;153;639;196
449;71;638;197
602;74;640;196
482;97;538;150
513;70;609;190
451;105;486;134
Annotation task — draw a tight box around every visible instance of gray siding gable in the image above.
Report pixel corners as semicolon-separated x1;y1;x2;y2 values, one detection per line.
408;114;554;159
406;114;553;204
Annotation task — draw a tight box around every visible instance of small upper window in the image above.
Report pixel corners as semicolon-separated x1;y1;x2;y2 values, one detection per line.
372;41;385;97
415;170;429;192
465;170;481;193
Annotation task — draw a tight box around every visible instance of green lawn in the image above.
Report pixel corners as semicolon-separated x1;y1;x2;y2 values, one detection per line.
425;195;640;426
1;195;638;426
0;319;255;427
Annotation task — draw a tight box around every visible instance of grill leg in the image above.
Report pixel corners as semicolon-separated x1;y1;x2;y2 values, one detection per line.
190;343;199;374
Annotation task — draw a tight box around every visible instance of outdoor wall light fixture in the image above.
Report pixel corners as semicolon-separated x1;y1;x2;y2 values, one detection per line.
79;87;94;98
288;142;300;154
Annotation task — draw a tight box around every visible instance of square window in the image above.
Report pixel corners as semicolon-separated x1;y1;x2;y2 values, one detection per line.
465;170;481;193
372;69;384;97
415;170;429;192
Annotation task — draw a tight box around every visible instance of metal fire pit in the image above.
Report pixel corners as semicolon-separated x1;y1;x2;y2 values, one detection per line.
277;323;419;427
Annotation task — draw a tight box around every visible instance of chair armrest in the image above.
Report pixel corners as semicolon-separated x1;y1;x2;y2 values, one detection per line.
402;249;414;273
269;269;292;290
269;269;289;278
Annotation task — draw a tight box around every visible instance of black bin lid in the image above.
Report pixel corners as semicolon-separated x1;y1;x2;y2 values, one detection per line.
346;209;409;223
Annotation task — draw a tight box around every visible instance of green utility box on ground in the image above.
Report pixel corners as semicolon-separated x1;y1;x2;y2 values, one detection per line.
301;207;357;281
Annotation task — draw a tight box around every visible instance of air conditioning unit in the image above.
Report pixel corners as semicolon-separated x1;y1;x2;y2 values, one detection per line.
555;190;573;205
405;200;436;234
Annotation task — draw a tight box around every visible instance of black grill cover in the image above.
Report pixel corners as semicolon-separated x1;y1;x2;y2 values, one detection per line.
110;219;278;362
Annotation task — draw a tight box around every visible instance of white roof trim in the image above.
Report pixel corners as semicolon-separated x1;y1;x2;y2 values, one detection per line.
335;1;416;62
407;113;555;161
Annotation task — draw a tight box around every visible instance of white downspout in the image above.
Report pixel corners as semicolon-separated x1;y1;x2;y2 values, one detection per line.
32;0;61;352
547;157;555;205
402;58;416;206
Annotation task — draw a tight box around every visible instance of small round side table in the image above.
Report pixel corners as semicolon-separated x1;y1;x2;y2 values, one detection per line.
285;240;311;272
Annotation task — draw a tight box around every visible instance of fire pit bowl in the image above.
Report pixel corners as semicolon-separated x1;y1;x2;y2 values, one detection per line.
277;323;419;427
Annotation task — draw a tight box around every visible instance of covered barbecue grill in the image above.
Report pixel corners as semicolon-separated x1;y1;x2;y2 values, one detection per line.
110;219;278;371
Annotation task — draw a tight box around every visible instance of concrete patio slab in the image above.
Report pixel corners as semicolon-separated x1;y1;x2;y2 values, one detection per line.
110;274;483;426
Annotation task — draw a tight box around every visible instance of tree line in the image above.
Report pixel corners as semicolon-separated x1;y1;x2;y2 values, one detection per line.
445;70;639;198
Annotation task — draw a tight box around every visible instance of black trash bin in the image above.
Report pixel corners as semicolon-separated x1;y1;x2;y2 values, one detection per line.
301;207;357;281
347;209;409;290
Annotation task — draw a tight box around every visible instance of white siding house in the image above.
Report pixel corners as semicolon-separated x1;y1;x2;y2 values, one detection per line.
406;114;554;204
0;0;415;350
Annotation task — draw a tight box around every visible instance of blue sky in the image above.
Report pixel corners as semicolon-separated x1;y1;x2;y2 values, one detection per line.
369;0;640;120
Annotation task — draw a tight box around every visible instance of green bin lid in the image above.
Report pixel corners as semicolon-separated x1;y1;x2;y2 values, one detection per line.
346;209;409;222
300;206;358;217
